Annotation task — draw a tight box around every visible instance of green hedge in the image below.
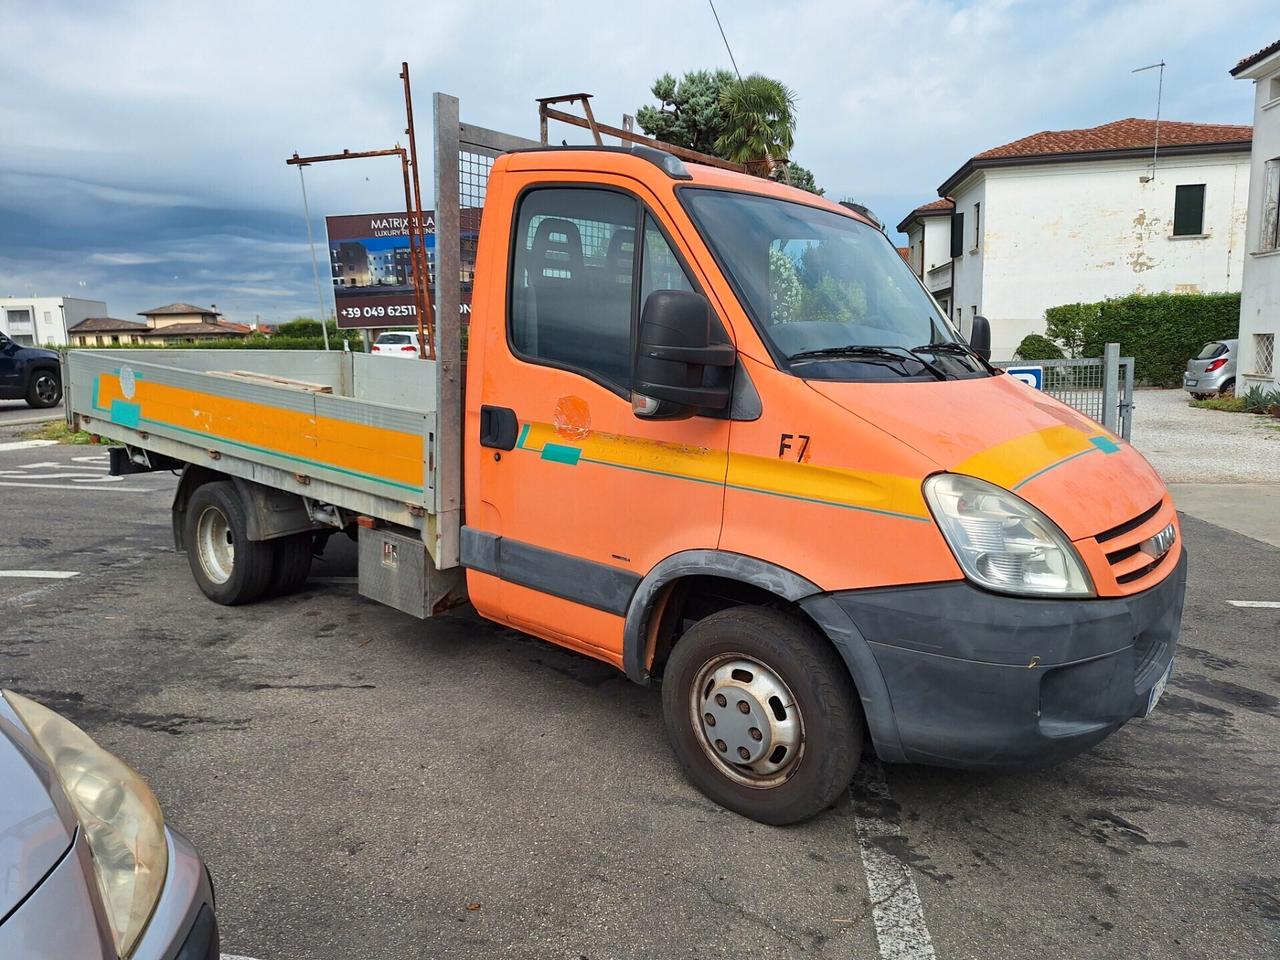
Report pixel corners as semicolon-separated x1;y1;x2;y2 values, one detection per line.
1014;334;1065;362
1043;292;1240;387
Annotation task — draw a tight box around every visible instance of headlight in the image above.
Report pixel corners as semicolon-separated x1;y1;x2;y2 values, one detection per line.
924;474;1094;597
4;690;167;958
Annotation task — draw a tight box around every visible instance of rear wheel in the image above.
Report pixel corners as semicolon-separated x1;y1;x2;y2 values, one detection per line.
184;482;273;605
1219;378;1235;397
661;606;862;825
1190;392;1209;400
267;533;313;597
25;370;61;409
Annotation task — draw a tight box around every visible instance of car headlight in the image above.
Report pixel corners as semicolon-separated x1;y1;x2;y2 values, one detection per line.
4;690;167;958
923;474;1094;597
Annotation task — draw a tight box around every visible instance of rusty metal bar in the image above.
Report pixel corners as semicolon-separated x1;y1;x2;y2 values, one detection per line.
537;104;746;172
287;148;404;164
400;61;435;360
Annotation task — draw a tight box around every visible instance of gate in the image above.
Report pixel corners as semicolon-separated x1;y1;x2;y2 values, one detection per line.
996;342;1134;440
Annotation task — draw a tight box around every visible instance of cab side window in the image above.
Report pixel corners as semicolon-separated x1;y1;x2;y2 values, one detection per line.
639;214;696;302
510;188;638;391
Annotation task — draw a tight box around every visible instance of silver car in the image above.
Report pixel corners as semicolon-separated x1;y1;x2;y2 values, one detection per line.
1184;339;1237;399
0;690;218;959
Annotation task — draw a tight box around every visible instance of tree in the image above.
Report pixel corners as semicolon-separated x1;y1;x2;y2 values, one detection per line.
636;70;820;192
715;74;796;169
779;162;823;196
635;70;736;156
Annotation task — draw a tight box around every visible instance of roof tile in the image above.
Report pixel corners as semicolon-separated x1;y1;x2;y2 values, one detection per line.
975;118;1250;161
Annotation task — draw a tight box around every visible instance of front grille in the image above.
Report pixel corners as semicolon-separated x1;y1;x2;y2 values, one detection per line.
1097;500;1162;544
1093;498;1176;593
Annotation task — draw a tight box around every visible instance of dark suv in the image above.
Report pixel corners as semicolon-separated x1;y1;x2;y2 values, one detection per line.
0;332;62;408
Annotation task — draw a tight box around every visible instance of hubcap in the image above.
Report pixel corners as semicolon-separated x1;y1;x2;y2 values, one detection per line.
195;506;235;584
34;374;57;403
690;654;804;788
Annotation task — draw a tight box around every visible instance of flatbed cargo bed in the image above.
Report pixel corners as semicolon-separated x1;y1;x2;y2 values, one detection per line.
65;348;456;565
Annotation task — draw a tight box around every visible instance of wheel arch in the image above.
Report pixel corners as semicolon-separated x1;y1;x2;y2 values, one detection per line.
171;467;321;551
622;549;907;763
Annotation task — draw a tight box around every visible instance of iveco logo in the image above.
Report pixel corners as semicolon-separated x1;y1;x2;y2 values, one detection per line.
1140;523;1177;560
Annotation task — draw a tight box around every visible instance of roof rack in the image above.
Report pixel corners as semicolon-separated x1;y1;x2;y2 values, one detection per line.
536;94;747;174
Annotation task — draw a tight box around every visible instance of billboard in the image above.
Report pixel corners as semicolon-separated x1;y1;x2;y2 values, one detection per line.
325;210;479;329
325;211;432;329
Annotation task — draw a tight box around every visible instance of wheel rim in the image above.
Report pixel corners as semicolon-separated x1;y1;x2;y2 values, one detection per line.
689;653;804;788
195;505;235;584
34;374;58;404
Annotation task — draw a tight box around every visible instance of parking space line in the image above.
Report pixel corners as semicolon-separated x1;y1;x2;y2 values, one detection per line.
0;481;150;492
851;759;937;960
0;570;80;579
222;954;268;960
1226;600;1280;608
0;439;58;452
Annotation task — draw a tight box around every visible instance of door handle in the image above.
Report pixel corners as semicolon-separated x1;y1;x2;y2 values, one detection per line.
479;405;519;450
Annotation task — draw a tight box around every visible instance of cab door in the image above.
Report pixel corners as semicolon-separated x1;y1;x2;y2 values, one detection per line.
465;178;731;664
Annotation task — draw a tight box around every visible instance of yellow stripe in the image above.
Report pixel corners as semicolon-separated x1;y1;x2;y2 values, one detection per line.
951;425;1096;490
95;374;424;489
520;422;929;520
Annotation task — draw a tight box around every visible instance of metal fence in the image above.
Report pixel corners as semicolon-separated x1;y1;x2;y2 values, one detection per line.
995;343;1134;439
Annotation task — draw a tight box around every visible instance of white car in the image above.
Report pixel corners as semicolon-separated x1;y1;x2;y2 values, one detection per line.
371;331;422;357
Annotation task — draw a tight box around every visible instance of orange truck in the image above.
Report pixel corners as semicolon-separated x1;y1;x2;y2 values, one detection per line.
66;95;1185;824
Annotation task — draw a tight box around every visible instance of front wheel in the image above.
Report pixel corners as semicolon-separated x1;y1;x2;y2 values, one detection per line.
661;606;862;825
25;370;62;409
183;481;274;605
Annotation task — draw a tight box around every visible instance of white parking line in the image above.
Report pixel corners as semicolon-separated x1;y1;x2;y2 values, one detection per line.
222;955;267;960
1227;600;1280;608
0;481;150;492
851;759;937;960
0;570;80;579
0;439;57;452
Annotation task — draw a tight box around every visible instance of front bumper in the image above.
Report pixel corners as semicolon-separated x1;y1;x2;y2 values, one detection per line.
804;549;1187;768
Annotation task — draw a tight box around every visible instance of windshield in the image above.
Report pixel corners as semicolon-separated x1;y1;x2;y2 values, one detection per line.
1196;342;1227;360
684;189;987;381
378;333;411;344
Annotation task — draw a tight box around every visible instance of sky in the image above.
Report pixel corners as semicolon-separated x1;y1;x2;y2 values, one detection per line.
0;0;1268;325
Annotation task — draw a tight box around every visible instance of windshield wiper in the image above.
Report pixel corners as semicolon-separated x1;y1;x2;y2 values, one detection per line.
912;340;999;374
787;345;946;381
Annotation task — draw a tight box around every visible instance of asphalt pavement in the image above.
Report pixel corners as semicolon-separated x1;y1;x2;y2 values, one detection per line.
1;434;1277;960
0;398;63;428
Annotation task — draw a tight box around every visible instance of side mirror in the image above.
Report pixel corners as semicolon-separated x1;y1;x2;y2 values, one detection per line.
969;314;992;362
633;290;735;420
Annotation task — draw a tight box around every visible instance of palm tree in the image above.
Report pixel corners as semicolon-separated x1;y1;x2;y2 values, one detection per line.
715;75;797;173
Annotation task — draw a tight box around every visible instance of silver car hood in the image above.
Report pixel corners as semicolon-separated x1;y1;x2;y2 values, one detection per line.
0;696;76;923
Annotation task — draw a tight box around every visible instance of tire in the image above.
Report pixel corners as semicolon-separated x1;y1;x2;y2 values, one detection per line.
661;606;863;825
183;481;274;605
25;369;62;409
1190;393;1209;401
267;533;313;597
1219;378;1235;398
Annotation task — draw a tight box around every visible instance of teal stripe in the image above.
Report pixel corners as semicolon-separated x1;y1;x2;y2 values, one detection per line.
541;442;582;465
1012;448;1097;491
110;400;141;428
116;414;423;494
726;483;932;522
1090;435;1121;454
516;422;532;450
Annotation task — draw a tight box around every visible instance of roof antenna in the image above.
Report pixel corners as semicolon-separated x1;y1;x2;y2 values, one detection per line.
1132;60;1165;183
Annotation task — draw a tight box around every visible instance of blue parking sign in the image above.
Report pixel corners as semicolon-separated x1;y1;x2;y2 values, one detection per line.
1005;366;1044;390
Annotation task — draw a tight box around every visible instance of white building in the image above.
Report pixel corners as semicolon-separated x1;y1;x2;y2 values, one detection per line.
1232;41;1280;392
907;119;1252;358
0;296;108;347
897;199;956;317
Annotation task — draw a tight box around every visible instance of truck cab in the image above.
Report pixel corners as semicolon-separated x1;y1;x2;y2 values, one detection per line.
461;146;1184;823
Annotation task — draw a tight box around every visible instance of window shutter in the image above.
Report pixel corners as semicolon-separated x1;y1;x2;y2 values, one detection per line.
1173;184;1206;236
950;211;965;258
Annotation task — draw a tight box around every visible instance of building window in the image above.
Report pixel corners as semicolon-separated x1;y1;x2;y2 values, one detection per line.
972;202;981;251
1172;184;1206;236
1261;159;1280;253
1254;334;1275;377
1270;77;1280;103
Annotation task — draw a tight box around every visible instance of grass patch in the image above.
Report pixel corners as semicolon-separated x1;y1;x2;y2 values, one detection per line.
1188;395;1246;412
25;419;107;445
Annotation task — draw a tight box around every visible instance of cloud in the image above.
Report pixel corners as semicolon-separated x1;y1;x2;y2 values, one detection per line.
0;0;1267;320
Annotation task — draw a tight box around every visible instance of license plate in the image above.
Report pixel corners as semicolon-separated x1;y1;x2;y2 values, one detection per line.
1184;377;1198;387
1143;661;1173;717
